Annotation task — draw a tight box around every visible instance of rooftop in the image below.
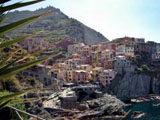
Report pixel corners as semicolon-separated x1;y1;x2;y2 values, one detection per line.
93;67;102;71
103;69;114;73
75;70;87;73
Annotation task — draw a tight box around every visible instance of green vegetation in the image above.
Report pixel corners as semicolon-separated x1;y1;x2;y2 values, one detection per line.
0;91;27;120
2;6;108;46
0;1;57;119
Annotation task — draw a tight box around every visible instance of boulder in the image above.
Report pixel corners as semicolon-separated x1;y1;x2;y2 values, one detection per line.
131;111;147;120
88;93;125;116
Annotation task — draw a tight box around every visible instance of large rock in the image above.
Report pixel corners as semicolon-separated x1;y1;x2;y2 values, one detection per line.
109;72;152;101
88;93;125;116
152;78;160;94
131;111;147;120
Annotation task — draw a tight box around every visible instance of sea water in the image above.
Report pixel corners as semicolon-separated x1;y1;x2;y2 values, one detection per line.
125;99;160;120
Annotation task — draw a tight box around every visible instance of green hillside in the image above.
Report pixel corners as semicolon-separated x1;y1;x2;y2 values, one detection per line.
3;6;108;45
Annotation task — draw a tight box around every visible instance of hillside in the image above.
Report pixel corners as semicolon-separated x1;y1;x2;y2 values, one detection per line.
3;6;109;45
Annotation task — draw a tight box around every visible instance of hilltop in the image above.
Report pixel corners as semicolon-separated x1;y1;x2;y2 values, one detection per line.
3;6;108;45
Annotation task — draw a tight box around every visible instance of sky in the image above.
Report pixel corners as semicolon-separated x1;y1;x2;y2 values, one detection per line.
5;0;160;42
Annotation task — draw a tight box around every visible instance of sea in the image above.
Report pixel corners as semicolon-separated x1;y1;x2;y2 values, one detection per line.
124;98;160;120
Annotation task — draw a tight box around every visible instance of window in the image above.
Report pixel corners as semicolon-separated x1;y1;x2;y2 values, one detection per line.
30;74;33;77
48;79;51;85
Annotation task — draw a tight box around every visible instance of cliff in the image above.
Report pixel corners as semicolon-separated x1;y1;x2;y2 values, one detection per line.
109;72;160;101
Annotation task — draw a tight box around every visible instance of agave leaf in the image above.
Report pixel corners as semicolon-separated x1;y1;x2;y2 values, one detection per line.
0;99;11;110
10;97;41;106
0;14;5;23
16;43;52;63
0;60;17;74
0;89;39;103
0;35;32;50
0;56;48;80
0;15;41;36
0;0;11;4
0;51;33;73
0;52;62;76
0;0;44;13
0;89;39;109
29;41;48;53
0;48;20;69
32;45;50;56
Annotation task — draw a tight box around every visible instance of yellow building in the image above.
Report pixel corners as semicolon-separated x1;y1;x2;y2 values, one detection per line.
92;51;102;67
125;45;134;57
92;67;103;81
66;68;73;81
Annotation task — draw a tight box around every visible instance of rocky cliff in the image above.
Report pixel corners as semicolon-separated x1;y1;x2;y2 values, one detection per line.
109;72;160;101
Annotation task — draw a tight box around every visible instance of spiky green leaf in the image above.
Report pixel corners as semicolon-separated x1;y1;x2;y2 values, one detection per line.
0;56;48;80
0;0;11;4
0;89;39;109
0;15;40;35
0;35;30;50
0;14;5;23
0;99;11;110
0;0;44;12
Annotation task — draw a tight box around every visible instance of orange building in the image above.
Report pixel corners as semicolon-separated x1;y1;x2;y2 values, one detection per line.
103;60;115;69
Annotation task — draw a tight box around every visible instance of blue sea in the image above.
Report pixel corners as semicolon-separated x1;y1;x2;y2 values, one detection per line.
125;98;160;120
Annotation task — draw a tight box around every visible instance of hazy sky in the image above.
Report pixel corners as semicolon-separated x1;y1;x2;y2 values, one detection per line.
6;0;160;42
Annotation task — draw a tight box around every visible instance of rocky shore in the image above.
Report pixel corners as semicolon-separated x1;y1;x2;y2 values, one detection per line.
26;70;160;120
27;93;127;120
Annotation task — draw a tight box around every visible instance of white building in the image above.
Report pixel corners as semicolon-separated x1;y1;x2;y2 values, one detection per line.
116;44;134;57
114;56;135;73
152;52;160;62
76;64;93;72
156;43;160;53
116;45;126;56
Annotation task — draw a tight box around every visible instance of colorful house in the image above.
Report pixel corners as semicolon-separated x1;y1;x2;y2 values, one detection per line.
103;59;115;69
114;56;135;73
92;67;103;81
65;68;73;81
99;69;117;86
134;43;151;54
76;64;93;72
125;44;134;57
72;70;88;82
